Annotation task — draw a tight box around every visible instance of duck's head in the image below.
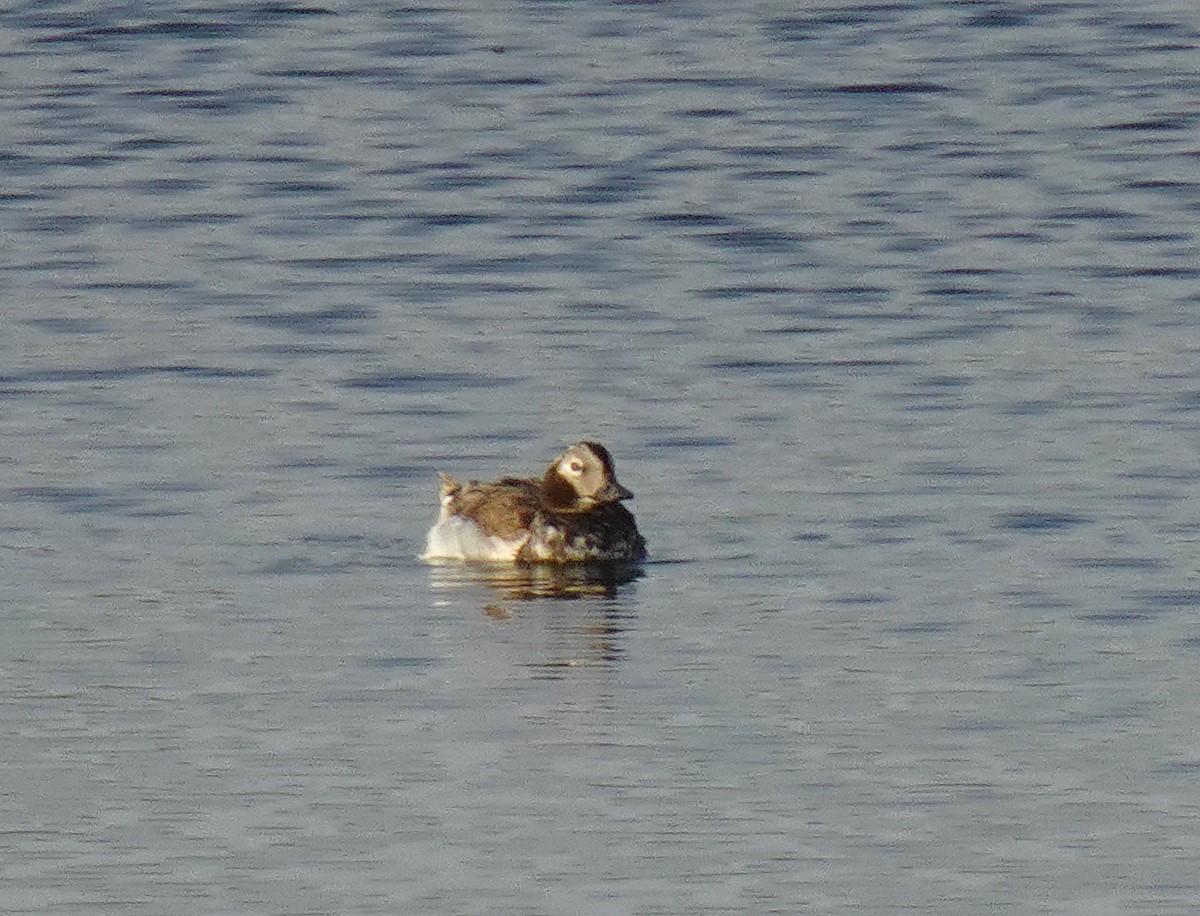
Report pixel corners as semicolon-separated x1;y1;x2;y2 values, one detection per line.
542;440;634;511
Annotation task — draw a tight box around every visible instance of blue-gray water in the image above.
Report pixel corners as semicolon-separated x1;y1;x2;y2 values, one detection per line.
4;3;1200;913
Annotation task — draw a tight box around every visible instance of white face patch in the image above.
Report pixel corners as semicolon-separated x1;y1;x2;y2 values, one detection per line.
562;457;585;477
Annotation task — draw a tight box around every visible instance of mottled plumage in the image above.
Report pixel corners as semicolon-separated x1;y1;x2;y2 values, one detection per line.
422;441;647;564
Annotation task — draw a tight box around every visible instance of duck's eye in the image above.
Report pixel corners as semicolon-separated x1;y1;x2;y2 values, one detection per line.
568;461;584;474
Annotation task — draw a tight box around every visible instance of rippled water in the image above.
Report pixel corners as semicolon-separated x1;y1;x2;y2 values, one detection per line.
5;3;1200;913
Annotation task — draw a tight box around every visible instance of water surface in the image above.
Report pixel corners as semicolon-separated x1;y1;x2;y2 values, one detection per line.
4;3;1200;914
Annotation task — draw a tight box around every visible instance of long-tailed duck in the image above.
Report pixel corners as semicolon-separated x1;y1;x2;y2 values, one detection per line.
422;441;647;564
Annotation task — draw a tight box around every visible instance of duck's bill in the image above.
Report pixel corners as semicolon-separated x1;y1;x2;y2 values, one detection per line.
599;481;634;502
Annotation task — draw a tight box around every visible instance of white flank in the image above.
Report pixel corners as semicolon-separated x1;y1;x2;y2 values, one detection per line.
421;513;525;562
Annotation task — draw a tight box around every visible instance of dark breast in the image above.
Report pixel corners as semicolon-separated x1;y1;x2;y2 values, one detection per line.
518;502;647;563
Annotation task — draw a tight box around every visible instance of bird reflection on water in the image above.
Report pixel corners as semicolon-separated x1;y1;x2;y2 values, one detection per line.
426;560;643;601
426;561;643;675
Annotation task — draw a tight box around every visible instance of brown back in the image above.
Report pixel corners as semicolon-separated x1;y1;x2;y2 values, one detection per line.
451;478;541;541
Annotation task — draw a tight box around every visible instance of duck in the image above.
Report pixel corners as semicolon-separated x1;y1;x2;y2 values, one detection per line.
422;441;647;564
